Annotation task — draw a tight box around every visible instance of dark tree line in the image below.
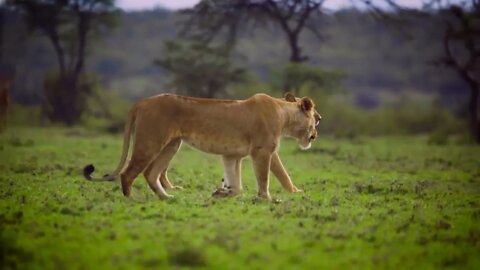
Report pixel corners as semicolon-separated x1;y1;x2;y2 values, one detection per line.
364;0;480;142
439;2;480;142
181;0;324;63
154;40;246;98
6;0;116;125
178;0;333;94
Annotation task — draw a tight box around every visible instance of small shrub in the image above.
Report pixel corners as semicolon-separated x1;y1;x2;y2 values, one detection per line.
428;129;449;145
169;247;207;267
80;87;131;133
318;97;465;137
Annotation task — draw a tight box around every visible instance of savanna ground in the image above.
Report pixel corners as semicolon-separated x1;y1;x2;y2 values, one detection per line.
1;127;479;269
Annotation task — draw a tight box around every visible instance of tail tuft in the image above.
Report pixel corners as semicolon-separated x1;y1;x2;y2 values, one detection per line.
83;164;95;180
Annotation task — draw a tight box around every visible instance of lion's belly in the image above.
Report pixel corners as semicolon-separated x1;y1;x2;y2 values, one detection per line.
183;134;249;156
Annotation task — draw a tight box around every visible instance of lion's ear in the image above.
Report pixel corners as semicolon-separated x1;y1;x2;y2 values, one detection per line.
300;97;314;112
284;92;296;102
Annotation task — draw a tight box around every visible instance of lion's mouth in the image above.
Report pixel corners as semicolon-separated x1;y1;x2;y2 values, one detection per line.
299;141;311;150
298;136;312;150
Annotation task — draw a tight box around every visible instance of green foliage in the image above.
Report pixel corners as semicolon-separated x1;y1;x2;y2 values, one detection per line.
4;9;467;103
270;63;344;95
80;87;132;134
180;0;324;62
427;129;450;145
42;71;94;125
6;104;42;127
318;98;465;138
1;127;479;268
155;40;246;98
41;71;131;130
231;79;274;100
6;0;118;125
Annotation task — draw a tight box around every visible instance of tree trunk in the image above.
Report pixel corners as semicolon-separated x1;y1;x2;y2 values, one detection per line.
43;12;92;125
287;31;306;63
48;31;67;76
74;12;89;76
43;73;82;126
468;86;480;143
282;30;308;93
0;7;4;62
455;67;480;143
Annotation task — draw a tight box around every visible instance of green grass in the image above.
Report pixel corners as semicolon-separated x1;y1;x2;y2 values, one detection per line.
1;127;479;269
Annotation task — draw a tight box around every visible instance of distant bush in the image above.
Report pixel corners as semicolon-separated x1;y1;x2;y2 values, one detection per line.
231;78;465;138
80;87;132;133
428;129;449;145
6;104;42;127
43;71;95;125
268;64;344;106
155;40;246;98
270;63;344;94
231;80;275;99
318;99;465;138
6;90;130;134
6;78;467;139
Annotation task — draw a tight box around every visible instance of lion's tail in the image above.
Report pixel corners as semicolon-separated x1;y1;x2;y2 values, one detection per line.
83;106;137;181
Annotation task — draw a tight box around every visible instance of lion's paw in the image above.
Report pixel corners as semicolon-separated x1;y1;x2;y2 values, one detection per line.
292;186;303;193
159;194;174;200
212;187;234;198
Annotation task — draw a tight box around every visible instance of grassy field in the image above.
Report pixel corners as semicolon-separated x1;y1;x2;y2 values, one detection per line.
1;127;479;269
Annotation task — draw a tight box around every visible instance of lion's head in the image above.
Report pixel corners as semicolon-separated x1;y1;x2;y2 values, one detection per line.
283;92;321;150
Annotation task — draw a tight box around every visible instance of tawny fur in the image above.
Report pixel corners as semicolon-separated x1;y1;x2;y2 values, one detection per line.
84;93;320;200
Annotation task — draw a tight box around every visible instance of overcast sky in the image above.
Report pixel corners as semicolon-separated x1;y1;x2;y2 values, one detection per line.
116;0;426;11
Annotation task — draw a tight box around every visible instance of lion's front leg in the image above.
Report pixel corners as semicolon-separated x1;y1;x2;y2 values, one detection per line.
251;148;273;200
270;152;302;193
213;157;243;198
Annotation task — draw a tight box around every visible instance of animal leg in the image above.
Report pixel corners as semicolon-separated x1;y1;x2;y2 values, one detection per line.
159;169;183;189
144;139;182;190
270;152;302;192
120;132;170;197
251;149;273;200
213;157;242;197
143;139;181;199
121;153;155;198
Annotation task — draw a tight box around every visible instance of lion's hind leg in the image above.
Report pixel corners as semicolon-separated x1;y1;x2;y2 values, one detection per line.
144;166;172;200
159;169;183;190
121;132;173;198
143;139;181;199
121;151;155;197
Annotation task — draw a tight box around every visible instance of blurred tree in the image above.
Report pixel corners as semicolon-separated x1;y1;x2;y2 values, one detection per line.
4;8;469;104
7;0;116;125
154;40;246;98
270;63;343;95
181;0;324;63
364;0;480;142
0;5;5;62
438;2;480;142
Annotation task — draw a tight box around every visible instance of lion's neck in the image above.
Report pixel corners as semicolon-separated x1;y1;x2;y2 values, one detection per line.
279;102;299;138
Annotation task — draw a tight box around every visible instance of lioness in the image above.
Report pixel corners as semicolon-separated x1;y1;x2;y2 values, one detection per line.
83;93;321;200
